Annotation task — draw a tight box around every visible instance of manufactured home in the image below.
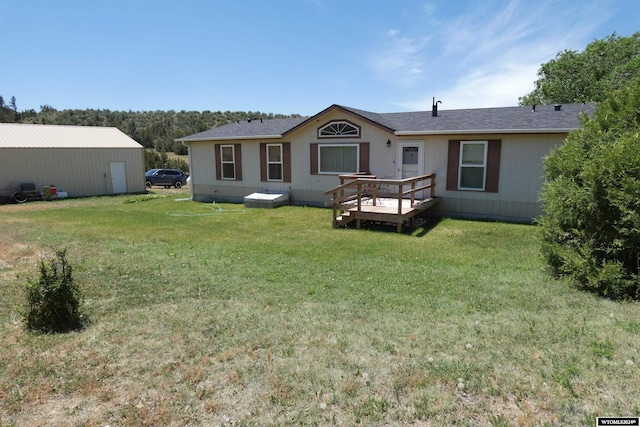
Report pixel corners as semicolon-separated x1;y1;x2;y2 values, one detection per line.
0;123;145;201
177;103;593;224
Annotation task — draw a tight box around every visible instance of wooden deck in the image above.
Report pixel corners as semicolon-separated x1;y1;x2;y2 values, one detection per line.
325;173;439;232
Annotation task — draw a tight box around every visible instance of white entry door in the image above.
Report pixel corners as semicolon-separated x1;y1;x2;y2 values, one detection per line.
110;162;127;194
397;141;425;198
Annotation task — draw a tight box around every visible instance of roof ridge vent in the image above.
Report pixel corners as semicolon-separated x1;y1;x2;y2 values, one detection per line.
554;104;562;111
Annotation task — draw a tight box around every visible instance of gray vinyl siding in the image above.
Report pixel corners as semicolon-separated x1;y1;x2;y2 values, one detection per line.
425;133;564;222
184;107;572;222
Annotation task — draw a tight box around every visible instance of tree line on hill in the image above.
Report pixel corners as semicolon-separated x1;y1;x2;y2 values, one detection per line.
0;100;302;171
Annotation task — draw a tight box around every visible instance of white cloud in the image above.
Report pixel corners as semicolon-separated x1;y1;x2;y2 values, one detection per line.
368;33;429;87
393;0;615;110
423;2;437;20
399;63;539;110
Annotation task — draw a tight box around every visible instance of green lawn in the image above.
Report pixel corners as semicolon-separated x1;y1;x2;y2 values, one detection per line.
1;193;638;426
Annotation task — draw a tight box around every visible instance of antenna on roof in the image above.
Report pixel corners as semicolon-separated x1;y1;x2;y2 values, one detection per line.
432;97;442;117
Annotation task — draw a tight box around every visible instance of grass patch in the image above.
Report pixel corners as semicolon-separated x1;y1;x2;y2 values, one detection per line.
1;194;639;425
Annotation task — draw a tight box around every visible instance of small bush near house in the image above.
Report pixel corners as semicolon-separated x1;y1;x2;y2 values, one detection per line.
24;248;84;333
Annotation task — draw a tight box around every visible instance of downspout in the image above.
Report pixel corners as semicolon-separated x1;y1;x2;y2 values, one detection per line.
182;140;194;201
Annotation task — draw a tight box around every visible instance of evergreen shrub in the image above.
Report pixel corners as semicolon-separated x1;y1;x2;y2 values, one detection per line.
539;78;640;299
24;249;84;333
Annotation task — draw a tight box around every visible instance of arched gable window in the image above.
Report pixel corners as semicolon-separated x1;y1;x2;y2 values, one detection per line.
318;120;360;138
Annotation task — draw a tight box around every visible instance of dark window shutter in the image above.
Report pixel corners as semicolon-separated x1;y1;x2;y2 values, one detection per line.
359;142;370;173
283;142;291;182
215;144;221;181
260;143;267;182
485;140;501;192
446;140;460;190
310;143;318;174
234;144;242;181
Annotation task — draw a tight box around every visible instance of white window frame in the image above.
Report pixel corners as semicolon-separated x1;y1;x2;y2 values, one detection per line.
220;144;235;180
318;121;360;138
458;141;488;191
266;143;283;182
318;144;360;174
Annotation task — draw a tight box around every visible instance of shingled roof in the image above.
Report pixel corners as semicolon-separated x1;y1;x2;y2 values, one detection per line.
176;117;307;141
177;103;594;142
380;103;594;134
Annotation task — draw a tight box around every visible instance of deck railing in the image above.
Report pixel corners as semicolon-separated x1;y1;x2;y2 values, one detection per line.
325;173;436;226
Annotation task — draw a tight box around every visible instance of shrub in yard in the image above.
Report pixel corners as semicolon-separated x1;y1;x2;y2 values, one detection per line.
24;248;84;333
538;77;640;299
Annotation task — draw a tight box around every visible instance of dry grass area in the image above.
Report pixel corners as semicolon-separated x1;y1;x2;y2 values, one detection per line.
1;194;639;426
0;229;50;282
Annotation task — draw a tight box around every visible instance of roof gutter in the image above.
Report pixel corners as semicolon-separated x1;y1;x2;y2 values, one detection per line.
176;134;284;143
394;128;576;136
176;128;577;143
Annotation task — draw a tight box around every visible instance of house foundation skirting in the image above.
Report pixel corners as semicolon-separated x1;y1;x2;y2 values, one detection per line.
432;198;541;223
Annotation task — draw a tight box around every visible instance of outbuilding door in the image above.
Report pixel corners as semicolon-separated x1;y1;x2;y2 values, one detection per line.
397;141;425;198
110;162;127;194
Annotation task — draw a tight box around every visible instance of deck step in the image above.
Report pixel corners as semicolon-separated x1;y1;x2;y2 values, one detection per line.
334;212;353;227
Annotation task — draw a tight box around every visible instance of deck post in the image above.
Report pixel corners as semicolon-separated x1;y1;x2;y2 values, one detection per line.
331;190;338;228
372;183;377;206
430;174;435;198
410;181;416;206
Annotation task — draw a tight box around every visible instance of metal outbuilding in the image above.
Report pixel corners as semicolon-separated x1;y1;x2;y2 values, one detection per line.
0;123;145;200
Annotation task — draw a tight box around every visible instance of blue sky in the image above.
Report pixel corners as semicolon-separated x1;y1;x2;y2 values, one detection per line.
2;0;638;116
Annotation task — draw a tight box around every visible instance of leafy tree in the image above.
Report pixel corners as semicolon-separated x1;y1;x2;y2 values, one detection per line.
173;141;188;155
538;76;640;299
520;32;640;105
8;96;18;121
144;149;188;172
39;104;56;113
0;94;17;122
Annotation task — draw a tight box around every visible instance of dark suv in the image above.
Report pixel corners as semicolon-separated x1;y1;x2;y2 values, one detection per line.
145;169;188;189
